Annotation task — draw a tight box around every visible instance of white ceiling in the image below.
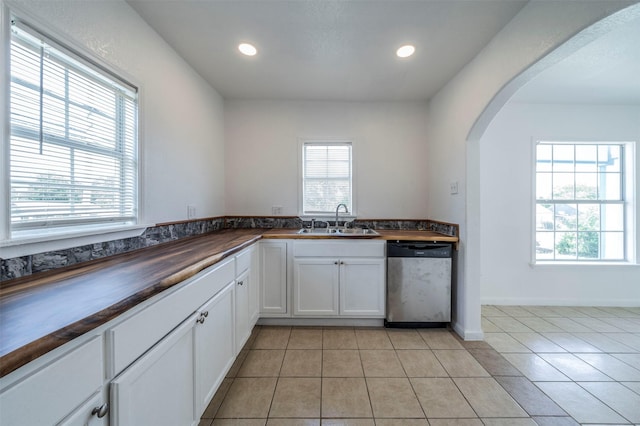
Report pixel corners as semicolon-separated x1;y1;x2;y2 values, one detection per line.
126;0;527;102
511;12;640;105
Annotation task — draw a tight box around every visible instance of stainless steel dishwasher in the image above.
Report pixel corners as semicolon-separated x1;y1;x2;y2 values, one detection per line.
385;241;452;327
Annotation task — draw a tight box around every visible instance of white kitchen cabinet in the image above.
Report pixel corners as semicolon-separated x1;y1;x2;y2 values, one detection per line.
58;391;107;426
110;313;198;426
340;258;386;316
249;245;260;325
195;282;235;416
106;257;235;378
0;336;105;426
293;258;340;316
259;240;289;315
109;256;241;426
234;268;251;352
292;240;385;318
235;245;258;353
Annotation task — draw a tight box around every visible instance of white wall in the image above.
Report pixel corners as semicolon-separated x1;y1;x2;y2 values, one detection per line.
4;0;226;225
426;0;637;339
224;100;429;218
480;103;640;305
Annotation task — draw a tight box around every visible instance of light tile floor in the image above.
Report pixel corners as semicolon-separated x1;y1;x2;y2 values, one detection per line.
200;306;640;426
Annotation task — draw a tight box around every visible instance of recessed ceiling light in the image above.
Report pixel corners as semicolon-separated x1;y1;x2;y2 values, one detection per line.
238;43;257;56
396;45;415;58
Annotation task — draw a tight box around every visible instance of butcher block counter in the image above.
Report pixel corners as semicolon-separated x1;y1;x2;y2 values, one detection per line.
0;227;457;377
263;228;459;247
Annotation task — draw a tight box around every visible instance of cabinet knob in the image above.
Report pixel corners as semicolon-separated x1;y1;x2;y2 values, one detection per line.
238;280;244;286
340;261;345;265
334;261;338;265
91;402;108;418
196;310;209;324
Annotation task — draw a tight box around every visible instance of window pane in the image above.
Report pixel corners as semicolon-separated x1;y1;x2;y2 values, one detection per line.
599;172;621;200
577;231;599;259
553;145;574;172
536;144;552;172
601;232;625;260
555;203;576;230
552;173;574;199
536;173;552;200
536;203;554;230
555;232;576;259
536;231;554;259
601;204;624;231
575;145;598;172
575;173;597;199
599;145;621;172
577;204;599;231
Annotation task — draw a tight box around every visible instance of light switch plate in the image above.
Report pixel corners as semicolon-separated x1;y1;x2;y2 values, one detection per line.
187;205;196;219
450;181;459;194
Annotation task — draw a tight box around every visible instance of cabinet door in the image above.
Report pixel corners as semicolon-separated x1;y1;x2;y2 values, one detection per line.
293;258;339;316
58;391;107;426
248;247;260;325
234;269;251;353
340;258;386;317
0;336;103;426
110;315;197;426
260;241;288;314
195;282;235;416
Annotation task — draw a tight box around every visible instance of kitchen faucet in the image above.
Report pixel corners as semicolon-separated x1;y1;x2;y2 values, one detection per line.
335;203;349;229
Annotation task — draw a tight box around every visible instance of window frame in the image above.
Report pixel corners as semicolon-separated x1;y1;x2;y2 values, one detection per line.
298;139;356;219
532;140;635;264
0;9;145;257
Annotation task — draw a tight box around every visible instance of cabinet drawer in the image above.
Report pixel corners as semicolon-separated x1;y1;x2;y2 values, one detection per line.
293;240;384;257
0;337;103;426
107;258;234;377
236;245;254;276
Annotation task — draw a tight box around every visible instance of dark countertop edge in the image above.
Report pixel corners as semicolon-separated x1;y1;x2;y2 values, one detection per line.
0;228;457;378
0;231;261;377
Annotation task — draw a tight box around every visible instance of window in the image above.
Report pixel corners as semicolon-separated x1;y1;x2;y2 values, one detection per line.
535;141;630;261
301;141;352;215
7;19;138;238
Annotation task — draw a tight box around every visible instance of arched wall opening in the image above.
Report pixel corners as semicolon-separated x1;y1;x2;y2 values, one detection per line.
471;8;640;309
426;1;640;340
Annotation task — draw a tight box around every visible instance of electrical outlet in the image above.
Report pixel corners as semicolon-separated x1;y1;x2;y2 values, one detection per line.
450;181;459;195
187;205;196;219
272;205;282;215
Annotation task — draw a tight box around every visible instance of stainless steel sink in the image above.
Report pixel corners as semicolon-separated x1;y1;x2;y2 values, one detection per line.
296;228;379;236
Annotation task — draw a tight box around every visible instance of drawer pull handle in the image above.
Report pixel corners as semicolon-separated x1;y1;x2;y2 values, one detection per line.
196;310;209;324
92;403;108;418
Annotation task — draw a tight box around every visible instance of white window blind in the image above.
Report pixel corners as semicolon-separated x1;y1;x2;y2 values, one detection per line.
8;20;138;235
302;142;352;214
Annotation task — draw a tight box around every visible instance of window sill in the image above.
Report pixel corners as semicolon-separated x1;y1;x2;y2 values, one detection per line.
0;224;149;258
530;260;638;267
299;214;357;222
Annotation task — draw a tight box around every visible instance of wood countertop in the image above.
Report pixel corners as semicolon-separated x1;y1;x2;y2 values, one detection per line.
0;227;457;377
263;228;459;245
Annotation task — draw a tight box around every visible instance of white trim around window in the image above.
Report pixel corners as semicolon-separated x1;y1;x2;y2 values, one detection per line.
1;7;146;254
298;138;357;220
531;139;637;265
